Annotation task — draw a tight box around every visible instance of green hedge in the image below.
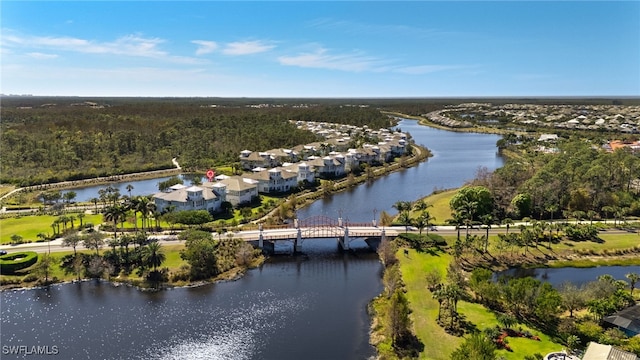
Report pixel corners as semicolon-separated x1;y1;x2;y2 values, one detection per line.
0;251;38;274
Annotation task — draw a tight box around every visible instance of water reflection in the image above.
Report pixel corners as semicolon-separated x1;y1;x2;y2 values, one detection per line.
495;265;640;287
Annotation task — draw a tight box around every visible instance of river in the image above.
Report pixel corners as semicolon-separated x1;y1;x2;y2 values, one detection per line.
2;119;504;359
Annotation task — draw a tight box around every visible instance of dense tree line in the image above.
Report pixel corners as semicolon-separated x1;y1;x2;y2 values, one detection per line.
471;138;640;223
1;100;391;185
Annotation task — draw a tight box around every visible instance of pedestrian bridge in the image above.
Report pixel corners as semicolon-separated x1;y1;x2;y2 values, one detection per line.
239;216;399;253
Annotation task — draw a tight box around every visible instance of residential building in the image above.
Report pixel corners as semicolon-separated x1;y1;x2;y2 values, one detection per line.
582;342;639;360
603;304;640;337
153;185;225;213
203;177;258;207
244;168;298;194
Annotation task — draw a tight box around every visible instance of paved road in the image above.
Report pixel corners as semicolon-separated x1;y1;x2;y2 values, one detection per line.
3;223;634;254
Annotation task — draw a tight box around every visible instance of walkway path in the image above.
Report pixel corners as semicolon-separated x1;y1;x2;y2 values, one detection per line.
0;159;182;203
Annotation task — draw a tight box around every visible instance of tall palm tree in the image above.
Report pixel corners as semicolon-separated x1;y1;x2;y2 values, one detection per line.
103;205;126;239
128;196;141;231
460;199;478;239
626;272;640;294
480;214;493;252
58;215;70;232
422;211;435;236
397;210;412;234
90;197;100;214
77;213;85;228
413;200;432;212
137;196;156;232
142;242;166;271
126;184;134;198
392;200;412;213
412;215;427;237
502;218;513;234
432;285;447;322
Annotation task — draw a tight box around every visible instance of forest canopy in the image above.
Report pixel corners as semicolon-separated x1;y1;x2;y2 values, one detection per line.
1;99;392;185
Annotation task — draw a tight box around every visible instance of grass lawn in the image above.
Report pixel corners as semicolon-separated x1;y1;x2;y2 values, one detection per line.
0;214;104;244
399;249;462;359
0;185;16;198
399;248;563;359
405;189;456;226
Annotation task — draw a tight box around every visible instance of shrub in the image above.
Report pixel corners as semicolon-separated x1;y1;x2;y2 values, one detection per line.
0;251;38;274
22;274;38;282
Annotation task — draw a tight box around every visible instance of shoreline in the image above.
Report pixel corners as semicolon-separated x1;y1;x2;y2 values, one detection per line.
0;255;265;292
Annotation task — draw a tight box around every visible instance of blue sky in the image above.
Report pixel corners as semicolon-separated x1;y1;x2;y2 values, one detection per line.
1;1;639;97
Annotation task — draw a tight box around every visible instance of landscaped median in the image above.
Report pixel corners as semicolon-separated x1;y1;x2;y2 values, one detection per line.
0;251;38;274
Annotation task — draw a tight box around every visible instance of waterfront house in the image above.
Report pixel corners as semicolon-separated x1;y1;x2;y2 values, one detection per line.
203;177;258;207
239;150;277;170
244;168;298;194
153;185;225;213
281;162;315;185
306;155;346;179
603;304;640;337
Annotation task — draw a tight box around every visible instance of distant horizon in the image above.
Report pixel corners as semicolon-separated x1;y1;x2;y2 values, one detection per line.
2;94;640;100
1;3;638;96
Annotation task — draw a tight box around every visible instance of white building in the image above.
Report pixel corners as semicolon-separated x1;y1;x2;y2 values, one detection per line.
204;177;258;207
244;168;298;194
153;185;225;213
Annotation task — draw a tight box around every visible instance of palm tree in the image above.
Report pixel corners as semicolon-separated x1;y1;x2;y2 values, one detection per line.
392;200;412;213
480;214;493;252
103;205;126;239
90;197;100;214
128;196;141;231
126;184;134;198
460;199;477;238
119;234;132;258
413;200;431;212
412;215;428;237
432;285;447;322
51;219;60;236
422;211;435;236
626;272;640;294
397;210;412;234
137;197;156;232
58;215;70;232
142;241;166;271
448;212;465;243
77;213;85;228
502;218;513;234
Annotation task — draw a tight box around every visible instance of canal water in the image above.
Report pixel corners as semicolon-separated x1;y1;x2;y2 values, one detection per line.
496;265;640;287
2;119;505;359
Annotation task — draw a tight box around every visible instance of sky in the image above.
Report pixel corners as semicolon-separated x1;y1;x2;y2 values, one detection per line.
1;1;639;97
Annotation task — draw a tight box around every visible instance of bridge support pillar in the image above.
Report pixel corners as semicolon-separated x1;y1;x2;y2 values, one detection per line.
381;228;386;243
258;224;264;248
295;228;302;253
338;227;350;250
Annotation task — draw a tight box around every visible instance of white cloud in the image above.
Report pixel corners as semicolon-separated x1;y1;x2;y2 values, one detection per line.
191;40;218;55
2;31;204;64
26;52;59;59
222;40;274;55
278;48;386;72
